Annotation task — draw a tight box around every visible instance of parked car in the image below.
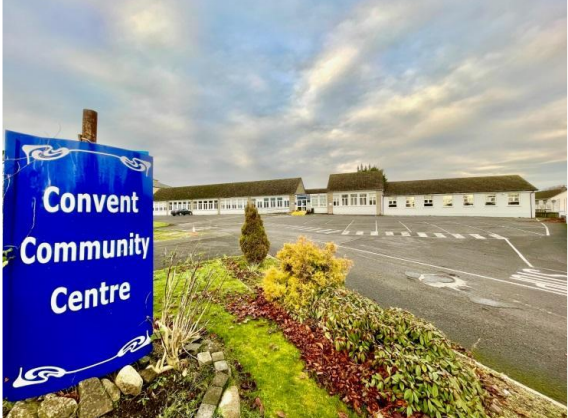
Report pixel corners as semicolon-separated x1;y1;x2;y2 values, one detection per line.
171;209;193;216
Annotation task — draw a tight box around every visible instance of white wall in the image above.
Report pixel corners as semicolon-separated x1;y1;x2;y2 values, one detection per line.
309;194;328;214
331;190;378;215
537;191;567;216
383;192;534;217
253;195;290;214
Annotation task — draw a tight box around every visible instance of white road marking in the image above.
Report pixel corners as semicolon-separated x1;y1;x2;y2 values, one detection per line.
341;231;350;235
500;225;544;237
451;234;465;239
449;222;492;234
417;232;428;237
399;221;412;233
401;231;411;237
504;239;533;268
426;222;453;234
318;229;335;233
536;219;550;236
347;244;566;297
375;220;378;235
385;231;394;236
510;269;567;295
370;231;379;236
356;231;364;235
324;230;342;234
434;233;446;238
470;234;486;240
489;233;506;240
342;220;354;234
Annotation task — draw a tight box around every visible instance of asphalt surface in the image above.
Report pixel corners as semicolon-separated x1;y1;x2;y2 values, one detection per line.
154;214;567;402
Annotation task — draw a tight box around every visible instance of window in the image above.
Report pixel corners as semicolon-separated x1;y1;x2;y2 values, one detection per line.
463;194;474;206
508;193;520;206
369;193;376;206
443;195;453;207
342;194;349;206
264;198;269;208
359;193;367;206
169;202;173;210
320;195;327;207
406;196;415;208
388;198;397;208
284;198;290;207
271;197;276;208
333;196;340;206
277;197;283;207
424;195;433;207
485;194;496;206
350;194;358;206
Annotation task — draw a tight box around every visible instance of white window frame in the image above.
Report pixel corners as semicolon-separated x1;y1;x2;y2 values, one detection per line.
485;194;496;206
463;194;474;207
443;195;453;207
333;196;340;206
388;198;397;208
359;193;367;206
369;193;376;206
405;196;415;208
350;194;358;206
424;195;433;207
342;194;349;206
508;193;520;206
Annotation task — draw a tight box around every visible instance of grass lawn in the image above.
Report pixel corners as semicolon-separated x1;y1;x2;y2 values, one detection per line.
153;258;355;418
153;221;194;241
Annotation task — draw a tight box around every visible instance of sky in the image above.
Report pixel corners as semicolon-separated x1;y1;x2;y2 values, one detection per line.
4;0;567;189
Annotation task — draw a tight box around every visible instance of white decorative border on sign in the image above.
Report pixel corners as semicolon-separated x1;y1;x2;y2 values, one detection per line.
22;145;152;176
13;332;152;388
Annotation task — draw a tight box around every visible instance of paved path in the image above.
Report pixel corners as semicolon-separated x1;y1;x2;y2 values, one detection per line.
154;214;567;402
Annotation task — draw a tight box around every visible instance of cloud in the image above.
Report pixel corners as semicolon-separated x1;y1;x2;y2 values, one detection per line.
3;0;566;189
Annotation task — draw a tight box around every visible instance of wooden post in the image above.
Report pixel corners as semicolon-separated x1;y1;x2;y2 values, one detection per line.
79;109;98;143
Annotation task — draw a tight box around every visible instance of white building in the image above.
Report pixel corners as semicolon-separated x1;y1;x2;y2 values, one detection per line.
325;172;383;215
154;172;538;218
383;175;537;218
153;178;305;216
535;187;567;217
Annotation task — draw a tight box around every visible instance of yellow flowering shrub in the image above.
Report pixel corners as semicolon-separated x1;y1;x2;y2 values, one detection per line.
290;211;307;216
263;237;352;311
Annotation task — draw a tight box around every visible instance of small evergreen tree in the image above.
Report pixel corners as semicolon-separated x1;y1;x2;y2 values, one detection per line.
240;203;270;264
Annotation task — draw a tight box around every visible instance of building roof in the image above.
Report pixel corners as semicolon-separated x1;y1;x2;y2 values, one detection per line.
385;175;537;196
535;187;567;200
306;188;328;194
327;171;385;192
153;179;170;189
154;178;304;201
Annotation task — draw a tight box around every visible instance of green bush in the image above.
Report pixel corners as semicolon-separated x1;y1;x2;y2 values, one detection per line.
298;287;488;417
240;203;270;264
263;237;352;311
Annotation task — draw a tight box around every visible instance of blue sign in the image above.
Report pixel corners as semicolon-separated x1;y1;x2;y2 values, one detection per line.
3;131;153;401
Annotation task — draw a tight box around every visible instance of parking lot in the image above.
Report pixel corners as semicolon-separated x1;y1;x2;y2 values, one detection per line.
154;214;567;402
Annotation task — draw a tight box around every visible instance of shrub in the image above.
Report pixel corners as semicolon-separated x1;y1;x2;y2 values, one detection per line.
263;237;352;310
300;287;488;417
240;203;270;264
291;210;306;216
155;254;219;372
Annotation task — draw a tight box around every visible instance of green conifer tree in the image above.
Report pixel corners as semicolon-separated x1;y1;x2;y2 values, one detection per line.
240;203;270;264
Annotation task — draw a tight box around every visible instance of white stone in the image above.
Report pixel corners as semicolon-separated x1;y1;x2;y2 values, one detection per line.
115;365;143;396
219;386;240;418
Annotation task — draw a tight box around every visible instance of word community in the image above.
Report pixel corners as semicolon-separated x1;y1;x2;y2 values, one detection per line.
20;233;150;265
